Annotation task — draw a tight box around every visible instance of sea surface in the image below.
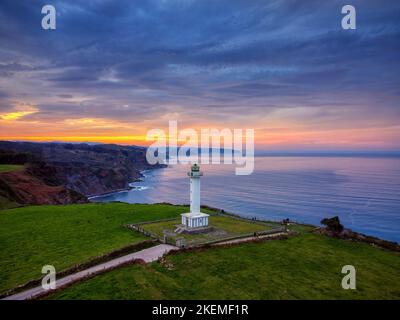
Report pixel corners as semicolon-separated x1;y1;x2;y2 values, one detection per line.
91;156;400;242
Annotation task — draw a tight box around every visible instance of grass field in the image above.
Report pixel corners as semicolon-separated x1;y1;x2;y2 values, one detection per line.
47;233;400;300
143;216;276;245
1;202;399;299
0;203;190;294
0;164;23;173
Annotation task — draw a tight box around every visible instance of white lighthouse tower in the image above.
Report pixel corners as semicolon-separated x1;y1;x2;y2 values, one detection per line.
181;164;209;229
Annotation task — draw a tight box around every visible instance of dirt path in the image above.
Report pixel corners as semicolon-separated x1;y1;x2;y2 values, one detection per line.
2;244;177;300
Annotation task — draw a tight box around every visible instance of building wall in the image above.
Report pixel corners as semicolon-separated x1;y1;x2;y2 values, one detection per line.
182;216;208;228
190;177;201;213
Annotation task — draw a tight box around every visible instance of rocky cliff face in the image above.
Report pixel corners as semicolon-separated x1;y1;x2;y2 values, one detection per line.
0;141;163;198
0;167;87;206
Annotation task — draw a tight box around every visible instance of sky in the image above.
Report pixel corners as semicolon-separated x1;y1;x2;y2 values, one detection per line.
0;0;399;151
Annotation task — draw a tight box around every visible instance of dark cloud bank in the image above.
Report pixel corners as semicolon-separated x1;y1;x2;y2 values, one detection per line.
0;0;399;145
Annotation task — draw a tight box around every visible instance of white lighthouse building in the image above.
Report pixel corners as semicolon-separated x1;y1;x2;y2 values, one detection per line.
181;164;209;229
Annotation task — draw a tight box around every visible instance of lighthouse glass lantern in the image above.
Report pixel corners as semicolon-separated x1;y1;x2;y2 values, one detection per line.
181;164;209;229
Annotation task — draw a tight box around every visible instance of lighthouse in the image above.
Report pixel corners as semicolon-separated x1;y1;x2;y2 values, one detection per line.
181;164;209;229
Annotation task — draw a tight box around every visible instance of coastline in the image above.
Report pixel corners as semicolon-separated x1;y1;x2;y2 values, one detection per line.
88;188;131;200
88;167;164;200
86;162;400;245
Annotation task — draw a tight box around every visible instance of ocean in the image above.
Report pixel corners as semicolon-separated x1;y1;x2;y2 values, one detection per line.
91;156;400;242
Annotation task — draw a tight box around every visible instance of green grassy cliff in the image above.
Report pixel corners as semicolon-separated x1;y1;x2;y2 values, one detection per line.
49;233;400;300
0;203;398;299
0;203;187;294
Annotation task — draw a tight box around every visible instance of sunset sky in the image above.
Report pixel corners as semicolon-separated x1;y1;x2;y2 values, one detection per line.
0;0;399;151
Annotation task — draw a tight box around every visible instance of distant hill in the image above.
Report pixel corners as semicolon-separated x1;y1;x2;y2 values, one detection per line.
0;141;163;207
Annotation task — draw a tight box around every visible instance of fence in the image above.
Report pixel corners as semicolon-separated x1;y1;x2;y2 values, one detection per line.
127;223;180;246
215;212;280;227
130;217;179;226
181;227;286;248
127;224;160;240
127;216;287;248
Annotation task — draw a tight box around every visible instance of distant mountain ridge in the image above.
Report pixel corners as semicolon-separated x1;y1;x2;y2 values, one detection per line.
0;141;164;207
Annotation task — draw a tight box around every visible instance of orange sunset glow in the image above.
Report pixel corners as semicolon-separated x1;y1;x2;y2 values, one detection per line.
1;110;399;150
0;0;399;152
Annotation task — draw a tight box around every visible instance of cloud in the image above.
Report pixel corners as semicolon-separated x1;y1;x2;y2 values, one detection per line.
0;102;38;120
0;0;399;148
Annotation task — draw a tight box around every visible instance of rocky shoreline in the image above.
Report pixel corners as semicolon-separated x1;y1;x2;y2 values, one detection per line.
0;141;164;207
313;216;400;252
88;167;165;199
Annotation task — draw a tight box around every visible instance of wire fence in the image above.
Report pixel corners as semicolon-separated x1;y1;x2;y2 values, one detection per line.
127;221;286;249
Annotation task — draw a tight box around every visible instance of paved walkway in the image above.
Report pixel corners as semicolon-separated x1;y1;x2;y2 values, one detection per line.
3;244;177;300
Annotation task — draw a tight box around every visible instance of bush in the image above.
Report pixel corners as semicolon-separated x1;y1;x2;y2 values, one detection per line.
321;216;344;233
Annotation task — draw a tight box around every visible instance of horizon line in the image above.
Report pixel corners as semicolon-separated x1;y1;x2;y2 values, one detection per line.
1;140;399;156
